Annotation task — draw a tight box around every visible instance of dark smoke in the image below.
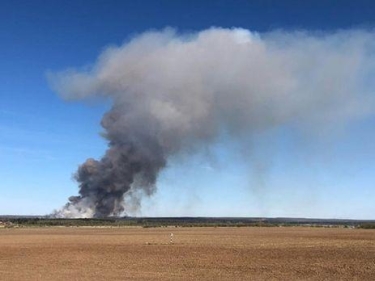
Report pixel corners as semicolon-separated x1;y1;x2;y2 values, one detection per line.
50;28;375;218
53;107;167;217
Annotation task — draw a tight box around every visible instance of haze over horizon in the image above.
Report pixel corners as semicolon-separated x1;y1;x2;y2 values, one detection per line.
1;1;375;219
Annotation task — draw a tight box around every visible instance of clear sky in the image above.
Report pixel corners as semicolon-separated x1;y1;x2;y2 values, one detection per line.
1;0;374;218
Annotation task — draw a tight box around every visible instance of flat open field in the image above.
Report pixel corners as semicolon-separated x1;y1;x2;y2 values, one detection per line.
0;227;374;280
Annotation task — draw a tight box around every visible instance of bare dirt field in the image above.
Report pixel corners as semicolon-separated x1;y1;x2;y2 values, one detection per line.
0;227;374;280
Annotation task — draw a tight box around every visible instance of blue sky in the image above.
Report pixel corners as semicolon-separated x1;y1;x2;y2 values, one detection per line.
1;0;375;218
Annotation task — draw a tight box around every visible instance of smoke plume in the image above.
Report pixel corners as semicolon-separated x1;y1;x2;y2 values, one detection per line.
50;27;375;218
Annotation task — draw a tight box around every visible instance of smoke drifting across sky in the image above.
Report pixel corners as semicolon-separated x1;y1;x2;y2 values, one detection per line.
50;27;375;218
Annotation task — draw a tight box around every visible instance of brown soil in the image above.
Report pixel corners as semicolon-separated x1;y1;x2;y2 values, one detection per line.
0;227;374;280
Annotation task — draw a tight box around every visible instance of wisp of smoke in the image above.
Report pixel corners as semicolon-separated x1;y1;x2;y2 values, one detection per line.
49;27;375;218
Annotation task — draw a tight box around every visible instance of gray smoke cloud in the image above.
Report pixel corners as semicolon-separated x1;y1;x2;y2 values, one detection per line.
49;27;375;218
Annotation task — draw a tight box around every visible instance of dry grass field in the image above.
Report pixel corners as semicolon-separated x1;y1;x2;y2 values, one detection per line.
0;226;374;280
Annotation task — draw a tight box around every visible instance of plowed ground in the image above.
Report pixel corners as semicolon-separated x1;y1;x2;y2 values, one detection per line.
0;227;374;280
